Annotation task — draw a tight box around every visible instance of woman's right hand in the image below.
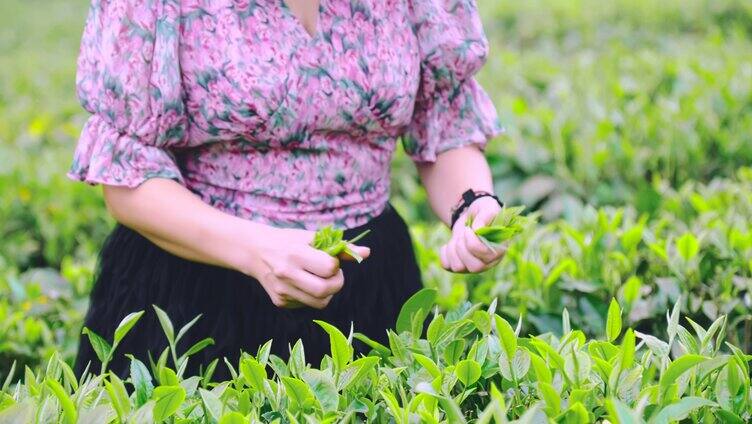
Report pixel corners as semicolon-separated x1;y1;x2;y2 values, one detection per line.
240;225;370;309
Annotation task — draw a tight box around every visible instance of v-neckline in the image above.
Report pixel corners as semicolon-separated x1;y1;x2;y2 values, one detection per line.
280;0;323;41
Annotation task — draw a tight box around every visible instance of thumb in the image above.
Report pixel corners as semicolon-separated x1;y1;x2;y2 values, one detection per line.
470;206;498;230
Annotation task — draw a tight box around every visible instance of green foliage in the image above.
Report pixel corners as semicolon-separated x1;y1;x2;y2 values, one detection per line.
413;172;752;353
469;206;530;246
2;298;750;422
1;0;751;420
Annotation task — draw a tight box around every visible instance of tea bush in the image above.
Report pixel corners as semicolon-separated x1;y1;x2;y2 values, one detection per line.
414;169;752;353
1;290;750;423
2;0;752;420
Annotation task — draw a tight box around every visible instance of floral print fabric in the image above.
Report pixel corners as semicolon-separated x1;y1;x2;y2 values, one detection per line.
68;0;504;229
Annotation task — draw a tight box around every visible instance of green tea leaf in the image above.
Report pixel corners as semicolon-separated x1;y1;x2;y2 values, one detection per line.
314;320;353;371
494;315;517;358
152;305;175;345
128;355;154;408
714;410;745;424
352;332;391;357
281;376;315;410
183;338;215;358
620;329;635;371
153;385;186;422
395;288;437;335
199;388;223;422
606;298;622;342
105;373;131;418
651;397;716;424
338;356;379;391
240;357;267;392
676;232;699;262
113;311;144;347
538;382;560;415
45;379;77;424
455;359;481;387
159;367;179;386
528;351;553;385
81;327;112;366
219;412;247;424
413;353;441;379
659;355;707;396
605;398;641;424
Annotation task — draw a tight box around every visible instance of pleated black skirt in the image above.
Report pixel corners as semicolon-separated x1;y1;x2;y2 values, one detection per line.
73;203;422;381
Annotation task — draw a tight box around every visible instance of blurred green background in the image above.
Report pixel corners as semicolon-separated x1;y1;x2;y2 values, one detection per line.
1;0;751;374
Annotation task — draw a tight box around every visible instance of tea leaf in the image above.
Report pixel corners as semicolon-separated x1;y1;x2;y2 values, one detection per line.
606;298;622;342
240;357;267;392
538;382;560;415
352;333;390;357
159;367;179;386
44;379;77;424
413;353;441;379
650;397;716;424
183;338;215;358
152;305;175;345
676;233;699;262
455;359;481;387
128;355;154;408
605;398;641;424
219;412;247;424
312;227;370;262
395;288;436;335
338;356;379;391
659;355;707;398
528;351;553;385
153;385;186;422
314;320;353;372
106;373;131;417
113;311;144;347
620;329;635;371
81;327;112;366
494;315;517;358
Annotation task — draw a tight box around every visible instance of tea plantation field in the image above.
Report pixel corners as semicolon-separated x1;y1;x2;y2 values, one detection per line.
1;0;751;422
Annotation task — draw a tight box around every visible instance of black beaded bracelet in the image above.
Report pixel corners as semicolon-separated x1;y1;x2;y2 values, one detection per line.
450;189;504;228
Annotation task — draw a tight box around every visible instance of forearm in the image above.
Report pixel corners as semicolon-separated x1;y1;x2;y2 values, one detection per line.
102;178;267;275
417;145;495;226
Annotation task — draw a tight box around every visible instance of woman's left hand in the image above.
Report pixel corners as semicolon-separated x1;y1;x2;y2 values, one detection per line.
439;196;506;273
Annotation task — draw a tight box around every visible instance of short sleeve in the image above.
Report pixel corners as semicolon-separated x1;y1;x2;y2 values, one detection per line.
67;0;189;188
402;0;505;163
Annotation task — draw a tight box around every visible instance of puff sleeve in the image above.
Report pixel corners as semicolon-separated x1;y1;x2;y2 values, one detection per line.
67;0;189;187
402;0;505;163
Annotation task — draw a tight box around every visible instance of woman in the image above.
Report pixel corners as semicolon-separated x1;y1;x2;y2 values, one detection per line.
70;0;506;380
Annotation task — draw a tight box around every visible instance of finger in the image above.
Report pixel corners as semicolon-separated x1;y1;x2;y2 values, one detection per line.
296;248;340;278
289;269;344;299
463;226;499;263
446;240;467;273
279;283;331;309
439;244;450;270
338;244;371;262
469;205;499;230
455;235;487;273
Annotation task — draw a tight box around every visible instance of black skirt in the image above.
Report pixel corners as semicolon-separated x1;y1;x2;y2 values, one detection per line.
73;203;422;381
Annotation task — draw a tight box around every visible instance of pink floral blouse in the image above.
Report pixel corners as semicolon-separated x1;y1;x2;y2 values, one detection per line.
68;0;504;229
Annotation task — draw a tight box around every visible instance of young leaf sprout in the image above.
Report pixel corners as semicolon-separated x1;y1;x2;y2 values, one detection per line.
467;206;528;247
311;226;371;263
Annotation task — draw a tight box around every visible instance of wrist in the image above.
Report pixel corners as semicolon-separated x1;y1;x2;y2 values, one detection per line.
450;189;503;228
219;218;275;278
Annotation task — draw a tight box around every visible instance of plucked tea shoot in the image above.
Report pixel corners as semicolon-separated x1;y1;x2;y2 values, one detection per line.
467;206;528;247
311;226;370;263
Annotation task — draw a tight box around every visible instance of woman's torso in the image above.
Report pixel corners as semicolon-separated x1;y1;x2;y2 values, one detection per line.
175;0;422;228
